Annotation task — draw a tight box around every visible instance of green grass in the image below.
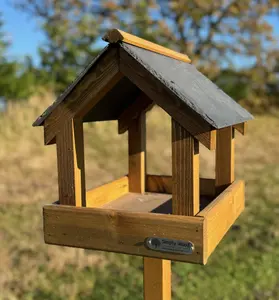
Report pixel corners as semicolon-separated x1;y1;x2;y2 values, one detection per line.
1;95;279;299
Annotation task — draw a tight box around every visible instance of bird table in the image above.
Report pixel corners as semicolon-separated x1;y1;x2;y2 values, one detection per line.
33;29;253;299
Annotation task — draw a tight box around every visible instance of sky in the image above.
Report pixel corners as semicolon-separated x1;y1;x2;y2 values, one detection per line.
2;1;44;64
1;1;278;67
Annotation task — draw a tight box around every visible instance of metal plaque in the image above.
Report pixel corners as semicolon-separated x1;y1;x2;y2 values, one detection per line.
145;237;194;255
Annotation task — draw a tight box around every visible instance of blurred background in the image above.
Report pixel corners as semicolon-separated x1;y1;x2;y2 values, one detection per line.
0;1;278;299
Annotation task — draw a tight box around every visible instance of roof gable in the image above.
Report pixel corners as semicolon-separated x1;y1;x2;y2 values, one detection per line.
33;45;111;127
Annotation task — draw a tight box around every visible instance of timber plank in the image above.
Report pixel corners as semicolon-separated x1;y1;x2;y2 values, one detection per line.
56;118;85;206
144;258;171;300
145;175;215;197
43;205;204;264
172;120;200;216
215;126;235;193
86;176;129;208
101;192;172;214
128;113;146;193
146;175;172;194
198;180;245;262
103;28;191;64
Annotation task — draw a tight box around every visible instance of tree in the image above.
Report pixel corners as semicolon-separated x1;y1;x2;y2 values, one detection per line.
0;12;40;101
13;0;279;109
0;12;18;99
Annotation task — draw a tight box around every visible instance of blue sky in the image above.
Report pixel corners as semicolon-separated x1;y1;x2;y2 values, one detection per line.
2;1;44;64
1;1;278;66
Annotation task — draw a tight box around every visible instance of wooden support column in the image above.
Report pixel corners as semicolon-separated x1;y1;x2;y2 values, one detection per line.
172;119;200;216
56;118;86;207
144;258;171;300
215;126;235;194
128;113;171;300
128;113;146;193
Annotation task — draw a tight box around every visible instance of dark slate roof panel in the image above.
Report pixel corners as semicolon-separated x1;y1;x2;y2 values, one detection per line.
120;43;254;128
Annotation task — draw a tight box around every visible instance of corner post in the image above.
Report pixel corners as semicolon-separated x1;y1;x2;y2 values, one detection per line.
128;113;146;193
172;119;200;216
128;112;171;300
56;118;86;206
215;126;235;194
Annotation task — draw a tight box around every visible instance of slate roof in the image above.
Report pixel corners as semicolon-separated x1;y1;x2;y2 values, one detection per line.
33;42;253;128
120;43;253;128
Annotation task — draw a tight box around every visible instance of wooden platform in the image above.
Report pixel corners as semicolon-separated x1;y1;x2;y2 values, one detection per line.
43;178;245;264
101;192;172;213
101;192;213;214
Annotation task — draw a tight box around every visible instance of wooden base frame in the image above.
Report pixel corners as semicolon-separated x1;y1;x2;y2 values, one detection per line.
43;176;244;265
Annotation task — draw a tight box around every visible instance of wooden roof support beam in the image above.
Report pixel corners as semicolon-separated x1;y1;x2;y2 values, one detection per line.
215;126;235;194
128;113;146;193
103;28;191;63
118;93;154;134
56;118;86;206
172;119;200;216
233;122;247;135
120;48;216;150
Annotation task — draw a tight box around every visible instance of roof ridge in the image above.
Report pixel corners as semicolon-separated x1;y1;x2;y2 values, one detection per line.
102;28;191;64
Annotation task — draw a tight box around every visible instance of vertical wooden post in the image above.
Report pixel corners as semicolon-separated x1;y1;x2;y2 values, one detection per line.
215;126;235;194
128;113;171;300
144;258;171;300
172;119;200;216
128;114;146;193
56;118;86;206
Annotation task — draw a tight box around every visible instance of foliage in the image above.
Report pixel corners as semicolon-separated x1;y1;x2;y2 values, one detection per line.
14;0;279;110
0;12;40;101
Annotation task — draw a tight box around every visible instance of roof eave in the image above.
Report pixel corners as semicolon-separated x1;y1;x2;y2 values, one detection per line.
32;44;112;127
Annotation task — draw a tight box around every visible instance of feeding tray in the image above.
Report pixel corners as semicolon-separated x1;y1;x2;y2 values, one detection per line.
43;176;244;265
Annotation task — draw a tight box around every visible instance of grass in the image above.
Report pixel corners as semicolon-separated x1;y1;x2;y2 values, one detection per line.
1;93;279;299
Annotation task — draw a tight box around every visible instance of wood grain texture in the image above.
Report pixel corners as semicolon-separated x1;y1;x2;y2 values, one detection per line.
56;118;85;206
86;176;129;208
44;47;122;145
101;192;171;213
144;258;171;300
128;113;146;193
198;180;245;262
43;204;204;264
172;119;200;216
103;28;191;64
146;175;172;194
233;122;247;135
146;175;216;197
200;178;216;197
215;126;235;194
118;93;153;134
119;48;216;150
